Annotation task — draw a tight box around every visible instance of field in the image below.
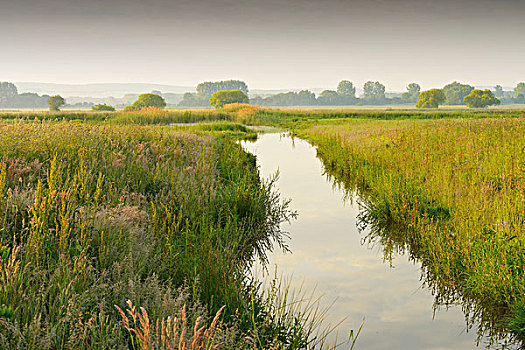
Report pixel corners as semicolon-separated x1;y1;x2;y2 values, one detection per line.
0;116;332;349
2;106;525;348
296;116;525;342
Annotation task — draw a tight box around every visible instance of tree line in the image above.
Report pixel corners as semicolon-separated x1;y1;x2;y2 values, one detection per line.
0;82;49;108
178;80;525;108
2;79;525;109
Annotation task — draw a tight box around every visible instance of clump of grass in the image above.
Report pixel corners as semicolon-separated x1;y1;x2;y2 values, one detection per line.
115;300;225;350
109;109;233;125
222;104;261;124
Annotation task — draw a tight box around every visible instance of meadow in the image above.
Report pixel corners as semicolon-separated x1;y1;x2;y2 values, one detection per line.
3;105;525;348
297;117;525;343
0;117;333;349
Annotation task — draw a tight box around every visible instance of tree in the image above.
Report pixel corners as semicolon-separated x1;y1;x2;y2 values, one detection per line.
197;80;248;98
515;83;525;102
209;90;249;108
362;81;386;103
463;89;500;108
442;81;474;105
494;85;504;98
258;90;317;106
317;90;340;105
296;90;317;106
131;93;166;109
0;82;18;104
10;93;49;108
48;95;65;111
92;104;115;111
178;92;209;107
401;83;421;102
415;89;446;108
337;80;356;97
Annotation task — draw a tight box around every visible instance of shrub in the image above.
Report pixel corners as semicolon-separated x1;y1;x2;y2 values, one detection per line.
92;104;116;111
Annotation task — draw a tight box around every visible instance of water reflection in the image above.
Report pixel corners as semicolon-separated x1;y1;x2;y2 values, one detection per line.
241;132;520;349
321;142;521;350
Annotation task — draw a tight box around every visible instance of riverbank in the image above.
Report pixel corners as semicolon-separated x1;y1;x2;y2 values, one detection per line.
0;120;314;349
297;117;525;344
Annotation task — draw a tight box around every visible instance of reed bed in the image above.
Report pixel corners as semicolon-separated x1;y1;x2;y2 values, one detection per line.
299;117;525;342
0;119;325;349
251;108;525;127
0;108;234;125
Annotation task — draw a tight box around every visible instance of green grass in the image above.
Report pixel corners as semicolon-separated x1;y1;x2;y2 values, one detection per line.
297;117;525;344
0;119;333;349
0;108;234;125
249;108;525;129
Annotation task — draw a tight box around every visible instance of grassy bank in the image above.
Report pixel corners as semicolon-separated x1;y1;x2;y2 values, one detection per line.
0;119;325;349
0;108;233;125
250;108;525;128
297;117;525;343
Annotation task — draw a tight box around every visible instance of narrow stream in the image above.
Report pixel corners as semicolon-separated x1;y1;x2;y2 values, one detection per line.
240;132;505;350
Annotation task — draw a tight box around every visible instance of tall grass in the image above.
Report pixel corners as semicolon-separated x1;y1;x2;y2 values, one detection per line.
110;108;233;125
299;117;525;344
251;108;525;128
0;108;234;125
0;119;323;348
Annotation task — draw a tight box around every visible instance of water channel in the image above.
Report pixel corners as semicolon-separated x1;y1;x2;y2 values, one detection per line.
241;132;514;350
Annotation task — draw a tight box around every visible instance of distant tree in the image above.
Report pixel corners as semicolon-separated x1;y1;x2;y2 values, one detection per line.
493;85;504;98
515;83;525;102
197;80;248;98
178;92;210;107
296;90;317;105
362;81;386;103
258;90;317;106
442;81;474;105
48;95;66;111
463;89;500;108
92;103;115;111
210;90;249;108
317;90;340;105
415;89;446;108
401;83;421;102
122;94;139;105
10;93;49;108
151;90;163;96
131;93;166;109
337;80;356;97
0;82;18;104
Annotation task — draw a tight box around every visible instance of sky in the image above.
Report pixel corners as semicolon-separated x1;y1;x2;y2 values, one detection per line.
1;0;524;91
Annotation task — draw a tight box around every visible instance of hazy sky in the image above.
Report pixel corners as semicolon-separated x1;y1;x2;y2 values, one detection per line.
1;0;524;91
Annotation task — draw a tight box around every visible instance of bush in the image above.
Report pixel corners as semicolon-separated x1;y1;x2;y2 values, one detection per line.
92;104;115;111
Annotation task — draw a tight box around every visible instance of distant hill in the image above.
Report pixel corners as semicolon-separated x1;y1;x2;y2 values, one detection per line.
15;82;335;98
15;82;195;98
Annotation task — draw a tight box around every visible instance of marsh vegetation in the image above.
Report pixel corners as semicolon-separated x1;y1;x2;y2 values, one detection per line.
1;106;525;348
